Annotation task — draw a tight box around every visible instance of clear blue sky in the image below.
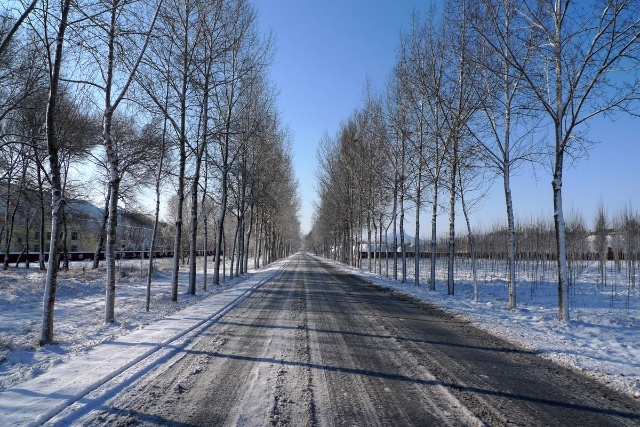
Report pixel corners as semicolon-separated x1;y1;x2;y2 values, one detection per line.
256;1;640;236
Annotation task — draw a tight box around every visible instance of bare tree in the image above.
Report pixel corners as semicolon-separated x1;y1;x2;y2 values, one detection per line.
0;28;49;269
39;0;72;346
594;201;609;287
146;114;170;311
0;0;38;58
565;208;587;286
396;13;433;286
187;1;225;295
470;0;542;309
134;0;202;301
360;85;392;275
457;145;491;301
385;69;411;282
212;0;272;285
509;0;640;321
1;143;26;270
438;0;484;296
314;127;355;265
14;90;50;271
397;10;453;291
71;0;162;323
616;204;639;290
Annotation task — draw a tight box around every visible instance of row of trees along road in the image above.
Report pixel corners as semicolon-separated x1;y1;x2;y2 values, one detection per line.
0;0;301;346
307;0;640;323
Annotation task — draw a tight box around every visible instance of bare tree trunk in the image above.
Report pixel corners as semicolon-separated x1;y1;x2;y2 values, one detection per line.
367;213;372;272
222;229;226;282
447;138;458;296
92;191;110;269
399;134;407;283
37;167;46;270
400;190;406;283
188;173;200;295
102;1;162;323
103;0;161;321
40;0;72;346
254;213;262;269
188;138;206;295
552;5;568;322
379;212;384;276
170;1;192;300
16;211;33;268
230;216;239;278
236;212;244;275
103;13;120;324
237;214;244;275
104;159;120;323
171;106;187;300
429;185;438;291
2;190;18;270
392;169;398;280
553;143;569;322
16;244;27;268
244;203;254;273
145;182;162;312
505;168;517;309
0;0;38;57
201;166;209;291
145;114;168;311
60;205;69;271
459;173;478;301
414;172;421;287
188;64;211;294
213;164;229;285
213;89;233;284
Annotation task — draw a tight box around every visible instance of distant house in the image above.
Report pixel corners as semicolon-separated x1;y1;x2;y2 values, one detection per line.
358;239;416;258
2;200;101;255
1;199;159;262
585;230;618;260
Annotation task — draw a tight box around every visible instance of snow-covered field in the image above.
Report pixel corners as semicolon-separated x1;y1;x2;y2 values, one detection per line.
0;253;638;404
0;257;256;391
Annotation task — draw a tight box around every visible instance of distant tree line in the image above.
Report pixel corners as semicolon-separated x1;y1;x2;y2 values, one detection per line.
0;0;300;345
307;0;640;322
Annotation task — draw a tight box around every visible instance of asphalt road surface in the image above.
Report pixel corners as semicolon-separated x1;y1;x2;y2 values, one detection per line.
83;253;640;426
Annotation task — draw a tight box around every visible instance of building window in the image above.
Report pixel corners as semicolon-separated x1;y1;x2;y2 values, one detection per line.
33;244;40;252
34;231;40;240
46;232;51;240
71;231;79;241
17;237;22;244
71;245;78;252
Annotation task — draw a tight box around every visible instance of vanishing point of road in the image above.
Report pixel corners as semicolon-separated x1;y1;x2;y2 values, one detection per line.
83;253;640;426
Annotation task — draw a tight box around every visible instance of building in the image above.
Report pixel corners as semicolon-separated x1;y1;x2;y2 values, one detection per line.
1;199;159;263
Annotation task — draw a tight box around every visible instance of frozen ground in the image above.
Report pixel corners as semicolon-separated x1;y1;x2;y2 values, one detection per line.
0;253;638;415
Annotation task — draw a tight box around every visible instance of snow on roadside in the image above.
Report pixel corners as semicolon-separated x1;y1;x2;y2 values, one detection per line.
0;261;288;427
323;256;640;399
0;257;255;391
